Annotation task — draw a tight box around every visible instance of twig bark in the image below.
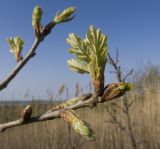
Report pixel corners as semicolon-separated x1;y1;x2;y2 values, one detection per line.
108;53;122;82
122;96;137;149
0;17;74;132
105;106;126;131
123;69;134;82
0;111;59;132
0;20;57;92
0;39;40;91
0;82;129;133
107;50;137;149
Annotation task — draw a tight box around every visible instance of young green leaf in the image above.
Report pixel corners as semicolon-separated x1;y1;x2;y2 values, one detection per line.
67;26;108;75
67;33;90;62
6;37;24;62
54;7;76;24
85;25;108;68
67;26;108;93
67;59;89;74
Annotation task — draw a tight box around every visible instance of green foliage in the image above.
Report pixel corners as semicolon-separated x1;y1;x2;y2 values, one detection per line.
67;25;108;80
6;37;24;62
67;59;89;74
54;7;76;24
6;37;24;52
60;110;96;141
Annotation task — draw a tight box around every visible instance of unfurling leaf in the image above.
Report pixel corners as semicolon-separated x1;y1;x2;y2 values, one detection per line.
53;7;76;24
67;59;89;74
67;33;90;62
6;37;24;62
32;6;43;38
59;110;96;141
67;25;108;93
102;82;133;102
67;26;107;75
85;25;108;68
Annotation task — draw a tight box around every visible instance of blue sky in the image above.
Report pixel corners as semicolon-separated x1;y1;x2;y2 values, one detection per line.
0;0;160;100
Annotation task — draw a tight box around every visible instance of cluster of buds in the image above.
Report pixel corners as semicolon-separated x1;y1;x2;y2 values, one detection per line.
67;26;108;95
32;6;43;38
102;82;132;102
6;37;24;62
59;110;96;141
20;105;32;122
53;7;76;24
32;6;76;38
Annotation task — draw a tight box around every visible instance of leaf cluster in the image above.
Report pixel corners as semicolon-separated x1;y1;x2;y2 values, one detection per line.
67;25;108;79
